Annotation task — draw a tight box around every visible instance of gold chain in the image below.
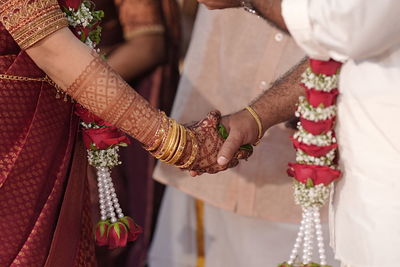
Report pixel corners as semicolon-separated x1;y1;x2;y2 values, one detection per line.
0;73;70;101
0;73;58;87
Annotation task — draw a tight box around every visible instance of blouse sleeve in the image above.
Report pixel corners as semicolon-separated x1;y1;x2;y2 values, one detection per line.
114;0;164;40
0;0;68;50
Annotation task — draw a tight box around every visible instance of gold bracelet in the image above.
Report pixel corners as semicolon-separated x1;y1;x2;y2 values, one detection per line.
245;106;263;146
158;119;179;161
176;130;198;169
165;125;187;165
144;112;168;152
151;120;174;159
162;121;181;163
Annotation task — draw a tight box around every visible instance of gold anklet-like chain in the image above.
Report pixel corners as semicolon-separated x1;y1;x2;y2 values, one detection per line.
0;73;69;101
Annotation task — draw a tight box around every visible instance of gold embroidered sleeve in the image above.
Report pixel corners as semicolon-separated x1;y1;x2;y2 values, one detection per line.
0;0;68;50
114;0;164;40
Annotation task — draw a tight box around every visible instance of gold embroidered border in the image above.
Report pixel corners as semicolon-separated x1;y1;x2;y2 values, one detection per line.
124;25;164;41
0;0;68;49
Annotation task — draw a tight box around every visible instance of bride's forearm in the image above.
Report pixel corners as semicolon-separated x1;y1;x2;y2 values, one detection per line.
26;28;94;90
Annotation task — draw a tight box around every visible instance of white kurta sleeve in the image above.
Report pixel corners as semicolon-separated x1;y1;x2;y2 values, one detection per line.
282;0;400;61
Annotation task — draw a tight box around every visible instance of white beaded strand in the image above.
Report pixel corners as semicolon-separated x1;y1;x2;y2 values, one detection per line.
302;208;314;264
97;167;108;221
287;212;306;265
106;175;124;219
313;207;327;265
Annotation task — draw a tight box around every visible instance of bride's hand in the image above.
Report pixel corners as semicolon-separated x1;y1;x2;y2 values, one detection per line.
185;110;252;176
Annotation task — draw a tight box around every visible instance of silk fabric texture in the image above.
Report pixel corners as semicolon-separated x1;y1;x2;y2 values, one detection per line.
0;22;96;267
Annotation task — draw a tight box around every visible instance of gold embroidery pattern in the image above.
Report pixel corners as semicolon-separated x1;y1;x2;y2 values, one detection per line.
0;0;68;49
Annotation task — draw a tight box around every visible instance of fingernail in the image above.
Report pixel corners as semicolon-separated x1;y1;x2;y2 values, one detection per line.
218;156;228;166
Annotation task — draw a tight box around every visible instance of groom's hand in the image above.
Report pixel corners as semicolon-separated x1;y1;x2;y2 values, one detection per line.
197;0;240;10
217;109;259;166
186;110;252;176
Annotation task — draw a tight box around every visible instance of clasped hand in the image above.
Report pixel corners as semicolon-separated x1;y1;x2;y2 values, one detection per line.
186;109;260;176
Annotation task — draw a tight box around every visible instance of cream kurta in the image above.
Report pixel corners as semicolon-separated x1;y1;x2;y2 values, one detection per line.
154;6;307;222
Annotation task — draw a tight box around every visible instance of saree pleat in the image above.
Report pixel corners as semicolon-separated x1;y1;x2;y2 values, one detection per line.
0;22;95;266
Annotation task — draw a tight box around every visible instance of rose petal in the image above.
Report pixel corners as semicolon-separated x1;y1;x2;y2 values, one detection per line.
310;59;342;75
291;138;337;157
306;88;338;108
300;117;334;135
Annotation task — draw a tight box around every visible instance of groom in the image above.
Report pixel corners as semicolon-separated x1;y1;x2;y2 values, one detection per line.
197;1;400;267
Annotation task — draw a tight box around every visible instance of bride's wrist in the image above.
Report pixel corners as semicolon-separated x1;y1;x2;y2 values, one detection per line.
143;115;198;169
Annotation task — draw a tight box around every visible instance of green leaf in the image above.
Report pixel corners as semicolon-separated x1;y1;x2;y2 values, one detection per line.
218;124;253;152
306;178;314;188
218;124;229;139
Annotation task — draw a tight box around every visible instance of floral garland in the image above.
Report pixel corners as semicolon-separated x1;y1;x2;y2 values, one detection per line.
61;0;142;249
279;59;342;267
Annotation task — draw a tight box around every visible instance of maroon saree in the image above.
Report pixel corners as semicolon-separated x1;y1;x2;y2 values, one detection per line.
0;22;96;266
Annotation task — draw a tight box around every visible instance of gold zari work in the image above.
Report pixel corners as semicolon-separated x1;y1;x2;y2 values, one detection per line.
0;0;68;49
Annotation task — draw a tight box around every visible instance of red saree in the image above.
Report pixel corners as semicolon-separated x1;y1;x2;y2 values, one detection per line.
0;21;96;267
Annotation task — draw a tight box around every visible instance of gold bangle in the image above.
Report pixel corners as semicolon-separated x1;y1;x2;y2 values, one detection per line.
159;119;179;161
165;125;187;165
176;130;198;169
245;106;263;146
152;119;174;159
144;112;168;152
162;121;181;163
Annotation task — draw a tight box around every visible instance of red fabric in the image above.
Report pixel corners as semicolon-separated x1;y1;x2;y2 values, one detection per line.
0;21;95;267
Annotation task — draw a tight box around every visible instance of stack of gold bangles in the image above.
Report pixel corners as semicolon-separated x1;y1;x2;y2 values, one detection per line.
145;112;199;169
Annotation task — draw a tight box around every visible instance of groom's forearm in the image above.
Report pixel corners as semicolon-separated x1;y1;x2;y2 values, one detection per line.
252;0;287;32
251;58;307;131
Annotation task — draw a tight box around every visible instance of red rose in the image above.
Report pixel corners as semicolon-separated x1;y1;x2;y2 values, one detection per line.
107;222;128;249
310;59;342;76
305;88;338;108
63;0;81;9
95;220;110;246
291;137;337;157
120;216;143;242
288;163;341;186
82;127;130;149
300;117;334;135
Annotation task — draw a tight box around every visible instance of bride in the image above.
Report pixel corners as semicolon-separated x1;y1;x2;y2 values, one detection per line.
0;0;250;265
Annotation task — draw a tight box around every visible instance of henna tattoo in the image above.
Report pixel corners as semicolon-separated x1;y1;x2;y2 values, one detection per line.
66;53;160;144
185;111;252;174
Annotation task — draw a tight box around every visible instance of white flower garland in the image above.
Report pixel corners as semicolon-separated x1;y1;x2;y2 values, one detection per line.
293;181;332;208
64;0;103;49
293;125;335;146
295;96;336;121
281;61;341;267
296;148;336;166
301;67;338;92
